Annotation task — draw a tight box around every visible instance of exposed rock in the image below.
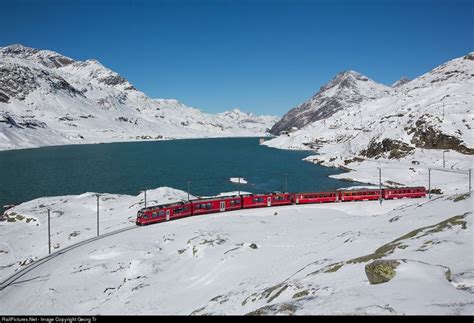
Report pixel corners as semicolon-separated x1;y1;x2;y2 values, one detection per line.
0;91;9;103
392;77;411;87
360;138;415;159
365;259;400;284
409;118;474;155
463;52;474;61
249;243;258;249
246;303;298;315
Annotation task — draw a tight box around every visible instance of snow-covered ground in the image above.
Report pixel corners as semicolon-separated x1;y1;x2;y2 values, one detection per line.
1;187;472;315
230;177;248;184
0;45;279;151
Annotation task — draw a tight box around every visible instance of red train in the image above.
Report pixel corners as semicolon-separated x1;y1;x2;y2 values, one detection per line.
136;187;426;225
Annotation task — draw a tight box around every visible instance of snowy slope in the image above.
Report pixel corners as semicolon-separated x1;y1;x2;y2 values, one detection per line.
269;70;392;135
0;45;279;151
264;53;474;193
0;187;472;315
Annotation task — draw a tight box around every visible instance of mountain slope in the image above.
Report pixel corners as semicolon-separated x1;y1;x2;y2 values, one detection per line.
269;71;391;135
0;44;279;151
264;53;473;192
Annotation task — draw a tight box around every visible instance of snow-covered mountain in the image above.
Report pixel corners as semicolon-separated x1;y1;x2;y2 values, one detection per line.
269;70;392;135
0;44;279;151
264;53;473;190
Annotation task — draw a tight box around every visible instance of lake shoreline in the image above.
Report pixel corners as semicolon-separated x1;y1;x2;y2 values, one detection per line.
0;137;354;208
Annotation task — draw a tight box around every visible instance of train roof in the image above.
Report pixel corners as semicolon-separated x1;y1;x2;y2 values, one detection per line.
296;191;338;195
241;192;291;197
138;200;190;212
191;195;242;203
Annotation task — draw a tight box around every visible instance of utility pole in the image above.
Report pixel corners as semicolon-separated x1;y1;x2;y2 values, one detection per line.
378;167;382;205
469;169;472;193
428;168;431;199
47;208;51;255
187;181;191;201
238;177;241;196
144;189;147;208
443;150;447;168
96;193;100;236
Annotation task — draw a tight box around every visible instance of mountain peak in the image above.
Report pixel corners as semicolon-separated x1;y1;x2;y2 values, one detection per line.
1;44;75;69
270;70;389;135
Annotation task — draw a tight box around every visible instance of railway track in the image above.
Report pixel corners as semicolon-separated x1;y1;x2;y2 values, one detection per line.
0;225;138;291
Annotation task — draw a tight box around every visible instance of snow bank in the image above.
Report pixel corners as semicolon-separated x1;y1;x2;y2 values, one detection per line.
230;177;248;184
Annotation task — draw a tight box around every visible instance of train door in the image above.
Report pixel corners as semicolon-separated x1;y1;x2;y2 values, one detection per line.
166;209;170;221
267;197;271;207
220;201;225;212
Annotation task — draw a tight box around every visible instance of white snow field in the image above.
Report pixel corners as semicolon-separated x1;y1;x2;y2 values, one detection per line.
0;187;472;315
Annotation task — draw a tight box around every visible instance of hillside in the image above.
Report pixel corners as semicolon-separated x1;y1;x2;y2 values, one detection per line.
0;45;278;151
264;53;474;193
0;187;472;314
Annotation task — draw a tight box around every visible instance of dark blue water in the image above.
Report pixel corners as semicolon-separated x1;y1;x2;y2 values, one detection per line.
0;137;352;207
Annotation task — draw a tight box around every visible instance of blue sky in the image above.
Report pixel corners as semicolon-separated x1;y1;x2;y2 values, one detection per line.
2;0;473;116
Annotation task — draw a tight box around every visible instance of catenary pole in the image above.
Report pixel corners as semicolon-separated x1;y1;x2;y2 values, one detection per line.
96;193;100;236
238;177;240;196
469;169;471;193
187;181;191;201
47;208;51;255
379;167;382;205
428;168;431;199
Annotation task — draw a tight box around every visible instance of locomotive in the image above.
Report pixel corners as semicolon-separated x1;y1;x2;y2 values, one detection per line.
136;186;426;226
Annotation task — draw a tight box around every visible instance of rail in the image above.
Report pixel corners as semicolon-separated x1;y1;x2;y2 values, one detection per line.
0;225;137;291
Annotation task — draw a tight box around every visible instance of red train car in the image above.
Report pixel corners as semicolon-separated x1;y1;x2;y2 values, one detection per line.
136;201;192;225
242;192;293;209
383;187;426;199
295;191;338;204
191;195;242;216
339;189;382;202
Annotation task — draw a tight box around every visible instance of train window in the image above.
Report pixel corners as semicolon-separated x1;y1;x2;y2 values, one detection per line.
174;207;182;214
159;210;164;216
206;203;212;209
143;215;149;219
234;199;241;204
152;212;158;218
253;197;264;203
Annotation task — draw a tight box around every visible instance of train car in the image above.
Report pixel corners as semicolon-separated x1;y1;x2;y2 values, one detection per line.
383;186;426;199
295;191;338;204
191;195;242;216
242;192;293;209
339;189;382;202
136;201;192;225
